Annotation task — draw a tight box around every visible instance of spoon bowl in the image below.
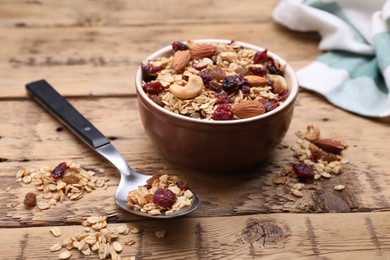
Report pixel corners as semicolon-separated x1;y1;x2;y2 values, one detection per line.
26;79;201;218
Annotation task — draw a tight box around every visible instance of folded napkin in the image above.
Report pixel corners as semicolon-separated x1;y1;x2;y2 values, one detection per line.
273;0;390;118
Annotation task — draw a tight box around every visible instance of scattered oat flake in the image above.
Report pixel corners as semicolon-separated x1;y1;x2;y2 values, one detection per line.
125;238;136;246
273;177;287;185
129;226;140;234
58;250;72;259
50;243;62;252
155;230;167;238
5;186;12;192
334;184;345;191
291;189;303;198
50;227;62;237
37;202;51;210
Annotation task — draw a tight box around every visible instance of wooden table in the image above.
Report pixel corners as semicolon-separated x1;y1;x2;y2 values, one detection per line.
1;1;390;259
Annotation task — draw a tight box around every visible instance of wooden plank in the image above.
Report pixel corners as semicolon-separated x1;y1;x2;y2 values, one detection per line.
0;212;389;259
1;93;390;226
0;24;321;98
0;0;279;28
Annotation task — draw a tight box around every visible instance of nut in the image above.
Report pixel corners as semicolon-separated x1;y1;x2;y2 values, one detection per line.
304;124;320;141
190;44;217;60
313;139;347;154
172;50;191;72
244;75;269;87
232;100;265;119
169;74;204;99
268;74;288;93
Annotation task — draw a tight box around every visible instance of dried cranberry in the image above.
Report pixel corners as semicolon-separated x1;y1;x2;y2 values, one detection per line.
212;104;233;120
51;162;67;180
292;163;314;182
172;41;190;52
198;70;213;85
141;63;161;76
222;74;246;93
153;188;177;209
142;81;164;95
249;66;267;76
241;85;251;94
263;100;278;112
214;92;229;103
254;49;268;64
24;192;37;207
144;184;152;190
177;179;190;190
276;90;289;102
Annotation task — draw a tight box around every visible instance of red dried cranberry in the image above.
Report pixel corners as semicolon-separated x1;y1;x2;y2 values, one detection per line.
144;184;152;190
153;188;177;209
51;162;67;180
249;66;267;76
292;163;314;182
254;49;268;64
214;92;229;103
24;192;37;207
212;104;233;120
199;70;213;85
172;41;190;52
141;63;161;76
222;74;246;93
276;90;289;102
143;81;164;95
263;100;278;112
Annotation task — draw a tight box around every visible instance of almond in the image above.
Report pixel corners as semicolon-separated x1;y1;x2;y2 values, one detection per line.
232;100;265;119
313;139;347;154
172;50;191;72
190;44;217;60
244;75;269;87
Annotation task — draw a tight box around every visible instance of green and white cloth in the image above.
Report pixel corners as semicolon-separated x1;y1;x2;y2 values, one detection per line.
273;0;390;118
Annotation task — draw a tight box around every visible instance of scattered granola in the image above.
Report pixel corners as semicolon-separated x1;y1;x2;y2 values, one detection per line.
49;216;138;259
155;230;167;239
16;161;109;210
127;174;193;216
278;124;348;197
141;40;289;120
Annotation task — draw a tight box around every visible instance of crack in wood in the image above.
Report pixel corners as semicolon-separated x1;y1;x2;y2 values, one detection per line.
304;217;319;256
365;216;383;254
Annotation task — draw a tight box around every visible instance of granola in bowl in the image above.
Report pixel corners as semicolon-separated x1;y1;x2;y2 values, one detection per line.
140;40;289;120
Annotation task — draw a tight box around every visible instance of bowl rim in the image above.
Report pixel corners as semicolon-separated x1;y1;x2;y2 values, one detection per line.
135;39;298;125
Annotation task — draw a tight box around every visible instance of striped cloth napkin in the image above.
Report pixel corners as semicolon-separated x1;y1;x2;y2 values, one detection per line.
273;0;390;118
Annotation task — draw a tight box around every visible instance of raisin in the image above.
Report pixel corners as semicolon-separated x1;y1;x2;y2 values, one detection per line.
24;192;37;207
292;163;314;182
150;95;164;107
248;66;267;76
210;67;226;81
153;188;177;209
222;74;246;93
241;85;251;94
51;162;67;180
198;70;213;85
177;179;190;190
212;104;233;120
209;81;222;92
142;81;164;95
192;63;208;71
62;174;80;184
172;41;190;52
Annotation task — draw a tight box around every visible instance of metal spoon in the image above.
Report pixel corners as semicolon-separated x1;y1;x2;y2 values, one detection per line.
26;79;200;218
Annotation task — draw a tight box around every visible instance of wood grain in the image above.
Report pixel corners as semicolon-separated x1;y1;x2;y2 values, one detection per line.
0;212;389;259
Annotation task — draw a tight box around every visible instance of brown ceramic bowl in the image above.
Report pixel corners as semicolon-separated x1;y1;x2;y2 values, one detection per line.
135;39;298;172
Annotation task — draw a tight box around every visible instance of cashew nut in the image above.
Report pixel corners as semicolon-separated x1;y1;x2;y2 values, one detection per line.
268;74;288;94
169;74;204;99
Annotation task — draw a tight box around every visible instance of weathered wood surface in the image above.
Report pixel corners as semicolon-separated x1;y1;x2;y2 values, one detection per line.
1;0;390;259
1;212;390;259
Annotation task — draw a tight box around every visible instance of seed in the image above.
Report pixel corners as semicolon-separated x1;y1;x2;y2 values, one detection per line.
58;250;72;259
